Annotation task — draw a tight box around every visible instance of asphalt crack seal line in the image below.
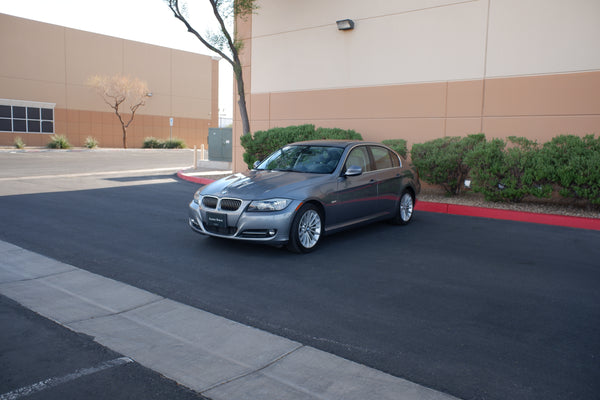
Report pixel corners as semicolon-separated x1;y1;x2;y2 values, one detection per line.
0;240;461;400
0;357;133;400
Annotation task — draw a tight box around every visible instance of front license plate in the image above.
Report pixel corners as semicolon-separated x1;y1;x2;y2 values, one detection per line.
206;212;227;228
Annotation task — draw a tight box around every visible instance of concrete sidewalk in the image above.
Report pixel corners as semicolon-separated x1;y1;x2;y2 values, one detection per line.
0;240;461;400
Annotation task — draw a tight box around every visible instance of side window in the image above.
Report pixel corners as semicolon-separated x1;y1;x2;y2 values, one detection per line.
371;146;393;170
344;146;371;172
391;151;401;167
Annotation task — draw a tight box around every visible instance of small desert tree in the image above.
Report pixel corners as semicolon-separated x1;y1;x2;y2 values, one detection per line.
88;74;151;148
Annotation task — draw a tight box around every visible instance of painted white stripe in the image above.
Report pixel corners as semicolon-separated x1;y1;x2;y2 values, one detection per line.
0;357;133;400
0;167;191;182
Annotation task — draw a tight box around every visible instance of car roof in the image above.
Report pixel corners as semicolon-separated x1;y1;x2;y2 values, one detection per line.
288;140;382;148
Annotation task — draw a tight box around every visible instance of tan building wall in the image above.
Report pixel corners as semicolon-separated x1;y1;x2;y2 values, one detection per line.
232;0;600;172
0;13;219;148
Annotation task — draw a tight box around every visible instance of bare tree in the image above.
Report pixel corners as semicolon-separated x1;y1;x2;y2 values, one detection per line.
166;0;257;136
88;74;151;149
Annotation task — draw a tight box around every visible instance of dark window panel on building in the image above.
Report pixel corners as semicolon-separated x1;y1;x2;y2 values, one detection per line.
0;105;11;118
42;121;54;133
41;108;53;120
27;107;40;119
0;119;12;131
13;106;26;119
13;119;27;132
1;100;56;134
28;120;41;132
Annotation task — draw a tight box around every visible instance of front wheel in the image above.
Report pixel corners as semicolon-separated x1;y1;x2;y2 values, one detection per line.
391;190;414;225
287;204;323;253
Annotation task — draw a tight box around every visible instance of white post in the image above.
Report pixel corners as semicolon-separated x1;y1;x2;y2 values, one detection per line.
193;145;197;168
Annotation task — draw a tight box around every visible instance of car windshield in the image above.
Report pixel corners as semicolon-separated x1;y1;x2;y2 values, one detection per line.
256;145;344;174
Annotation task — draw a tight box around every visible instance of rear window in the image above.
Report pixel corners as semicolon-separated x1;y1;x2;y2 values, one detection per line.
371;146;394;170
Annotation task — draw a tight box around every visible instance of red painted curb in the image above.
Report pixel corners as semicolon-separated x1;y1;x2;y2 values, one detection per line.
176;171;217;186
415;201;600;231
178;171;600;231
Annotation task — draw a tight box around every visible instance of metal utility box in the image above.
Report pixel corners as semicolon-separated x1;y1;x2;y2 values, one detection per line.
208;128;232;162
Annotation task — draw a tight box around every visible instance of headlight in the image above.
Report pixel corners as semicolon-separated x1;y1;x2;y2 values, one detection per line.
247;198;292;212
193;189;202;204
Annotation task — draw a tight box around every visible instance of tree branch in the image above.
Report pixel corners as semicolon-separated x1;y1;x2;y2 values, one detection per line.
208;0;236;57
168;0;235;66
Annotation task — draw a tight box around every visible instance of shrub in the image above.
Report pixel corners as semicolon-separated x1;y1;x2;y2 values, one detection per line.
534;134;600;205
382;139;408;158
241;124;363;169
47;135;71;149
85;136;99;149
14;137;25;149
410;133;485;195
465;136;551;202
143;137;162;148
162;138;186;149
143;137;187;149
314;127;362;141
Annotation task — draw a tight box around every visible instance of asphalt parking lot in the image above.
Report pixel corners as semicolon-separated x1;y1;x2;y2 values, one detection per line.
1;149;599;400
0;294;206;400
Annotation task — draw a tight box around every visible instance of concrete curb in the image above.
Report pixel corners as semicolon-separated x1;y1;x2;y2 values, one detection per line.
178;171;600;231
414;202;600;231
177;170;220;186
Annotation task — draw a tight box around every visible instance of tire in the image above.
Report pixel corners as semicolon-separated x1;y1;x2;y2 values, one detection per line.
287;203;323;253
391;190;414;225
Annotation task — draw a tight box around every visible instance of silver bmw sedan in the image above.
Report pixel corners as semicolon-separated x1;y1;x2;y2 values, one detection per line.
189;140;420;253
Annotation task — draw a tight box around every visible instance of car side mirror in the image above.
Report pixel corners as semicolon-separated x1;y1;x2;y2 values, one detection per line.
344;165;362;177
253;160;261;169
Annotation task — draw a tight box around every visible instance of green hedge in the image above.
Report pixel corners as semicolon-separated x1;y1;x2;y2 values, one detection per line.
465;136;551;202
411;133;599;207
382;139;408;158
410;134;485;195
241;124;362;169
534;134;600;205
243;128;599;207
142;137;186;149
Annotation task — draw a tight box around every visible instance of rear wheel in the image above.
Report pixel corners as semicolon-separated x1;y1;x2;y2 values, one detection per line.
391;190;414;225
287;204;323;253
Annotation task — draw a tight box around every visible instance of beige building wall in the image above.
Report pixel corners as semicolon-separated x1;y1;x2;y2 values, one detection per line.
232;0;600;172
0;13;219;148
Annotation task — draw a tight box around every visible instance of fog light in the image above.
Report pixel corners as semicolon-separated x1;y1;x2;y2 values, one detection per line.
268;229;276;237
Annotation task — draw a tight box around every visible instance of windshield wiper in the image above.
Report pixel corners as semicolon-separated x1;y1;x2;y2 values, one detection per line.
272;168;304;173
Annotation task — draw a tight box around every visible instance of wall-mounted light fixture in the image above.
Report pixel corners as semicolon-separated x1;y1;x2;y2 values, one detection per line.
336;19;355;31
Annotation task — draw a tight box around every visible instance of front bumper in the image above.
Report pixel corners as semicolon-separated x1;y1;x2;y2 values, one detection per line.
188;199;301;245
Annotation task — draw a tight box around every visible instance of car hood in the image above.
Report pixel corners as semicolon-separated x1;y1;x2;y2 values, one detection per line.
201;170;328;200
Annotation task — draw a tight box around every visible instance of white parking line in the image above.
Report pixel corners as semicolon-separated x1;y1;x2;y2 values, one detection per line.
0;357;133;400
0;167;191;182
